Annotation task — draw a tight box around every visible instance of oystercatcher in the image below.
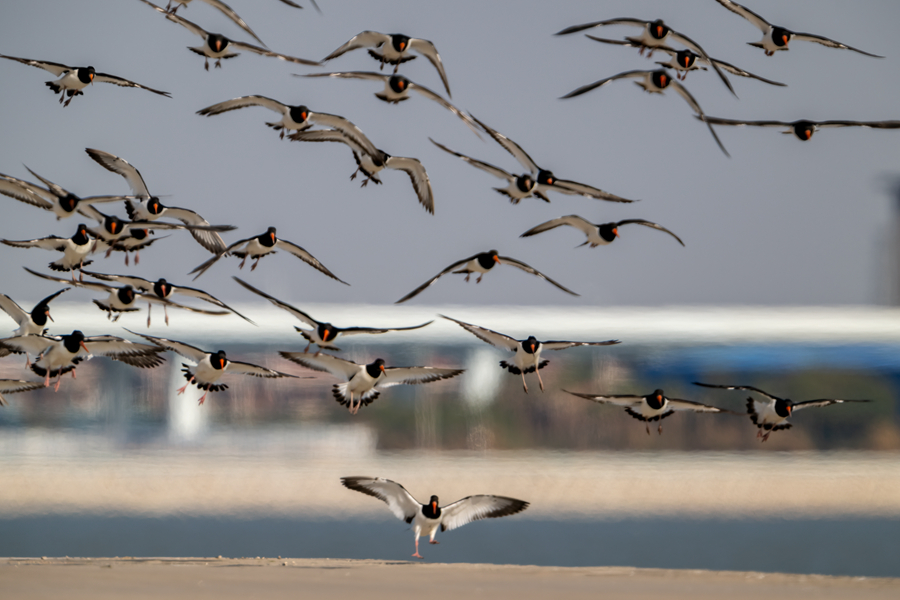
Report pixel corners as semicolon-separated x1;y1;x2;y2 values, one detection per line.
127;330;299;405
162;0;267;46
521;215;684;248
693;382;872;442
105;229;169;266
278;353;463;414
341;476;528;559
429;139;543;204
0;289;69;366
442;315;619;393
0;167;136;220
0;330;165;391
697;116;900;141
561;69;729;157
0;54;170;106
1;223;95;281
0;380;46;406
395;250;579;304
188;227;348;283
321;31;451;96
712;0;883;58
234;277;430;353
566;389;735;435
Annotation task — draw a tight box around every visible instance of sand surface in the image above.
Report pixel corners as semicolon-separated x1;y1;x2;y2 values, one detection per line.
2;558;897;600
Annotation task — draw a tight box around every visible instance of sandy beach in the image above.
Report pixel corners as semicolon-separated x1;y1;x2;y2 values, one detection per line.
2;557;898;599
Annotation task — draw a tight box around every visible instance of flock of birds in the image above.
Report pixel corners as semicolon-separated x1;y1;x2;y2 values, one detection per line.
0;0;886;558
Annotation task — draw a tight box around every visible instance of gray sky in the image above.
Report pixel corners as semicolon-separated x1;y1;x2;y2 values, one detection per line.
2;0;899;310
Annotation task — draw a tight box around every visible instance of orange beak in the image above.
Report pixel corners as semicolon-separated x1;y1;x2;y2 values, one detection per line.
493;255;501;264
46;310;54;322
398;80;405;89
613;227;619;238
270;232;275;243
380;364;385;373
300;111;308;121
399;41;406;51
657;395;662;401
782;34;789;46
530;343;535;352
110;222;117;234
431;501;437;511
161;285;167;296
80;341;90;354
660;74;667;87
215;40;223;52
219;357;225;369
546;177;553;185
683;56;690;67
322;330;329;342
805;130;812;140
656;25;663;37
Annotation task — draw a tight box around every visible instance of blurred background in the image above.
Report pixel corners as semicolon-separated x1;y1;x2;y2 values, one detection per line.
1;0;899;578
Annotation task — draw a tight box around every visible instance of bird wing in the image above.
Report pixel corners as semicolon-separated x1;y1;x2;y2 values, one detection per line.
791;32;884;58
384;155;435;215
196;95;290;118
439;495;529;532
232;277;318;327
275;239;349;285
560;69;649;99
408;82;478;133
23;166;69;199
92;72;171;97
394;254;481;304
229;41;321;65
379;366;465;388
300;70;387;82
0;295;30;327
25;267;113;293
307;112;379;157
226;360;297;378
289;128;359;150
468;114;540;174
188;235;255;280
80;335;165;368
157;206;229;254
439;315;519;352
665;29;736;97
792;398;872;412
80;271;154;291
164;283;253;323
666;398;731;413
520;215;595;239
408;37;451;97
542;340;620;350
712;0;771;32
565;390;644;407
0;176;54;210
497;255;580;296
124;329;209;363
199;0;265;46
322;31;392;62
0;54;74;76
617;219;685;246
815;120;900;130
0;380;45;405
429;139;513;181
707;57;786;86
340;476;421;523
1;236;68;252
85;149;151;196
277;351;360;379
670;80;730;157
555;17;650;36
0;334;59;356
338;320;434;337
138;0;211;39
584;36;660;52
698;116;792;128
692;381;783;401
550;179;636;203
153;296;230;315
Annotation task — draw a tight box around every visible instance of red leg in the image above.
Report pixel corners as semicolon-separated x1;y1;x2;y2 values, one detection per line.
412;537;423;559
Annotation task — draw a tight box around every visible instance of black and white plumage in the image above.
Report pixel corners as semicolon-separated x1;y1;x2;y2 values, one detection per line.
127;331;298;405
278;353;464;414
103;229;169;266
0;167;136;220
566;389;734;435
138;0;321;70
188;227;348;284
196;97;380;148
1;223;96;280
299;72;478;133
697;116;900;142
233;277;431;353
0;330;165;391
396;250;579;304
163;0;267;46
520;215;684;248
289;129;435;214
341;476;528;559
25;267;229;323
82;271;253;326
0;380;46;406
85;148;234;255
555;18;736;96
561;69;729;157
429;139;542;204
0;289;68;337
584;36;786;86
442;315;619;393
321;31;451;97
693;382;872;442
0;54;171;106
712;0;883;58
469;115;638;203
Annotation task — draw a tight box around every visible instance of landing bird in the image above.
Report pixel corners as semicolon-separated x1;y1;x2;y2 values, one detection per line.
137;0;320;70
0;167;137;220
693;382;872;442
188;227;348;284
128;331;299;405
162;0;267;46
555;17;736;96
395;250;579;304
26;268;229;323
566;389;735;435
520;215;684;248
82;271;253;326
584;36;786;86
712;0;883;58
289;129;434;214
0;330;165;391
1;223;96;281
278;353;463;414
442;315;619;393
341;476;528;559
561;69;729;157
233;277;431;354
322;31;451;96
0;289;69;366
0;54;171;106
696;116;900;142
86;148;233;254
0;380;46;406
